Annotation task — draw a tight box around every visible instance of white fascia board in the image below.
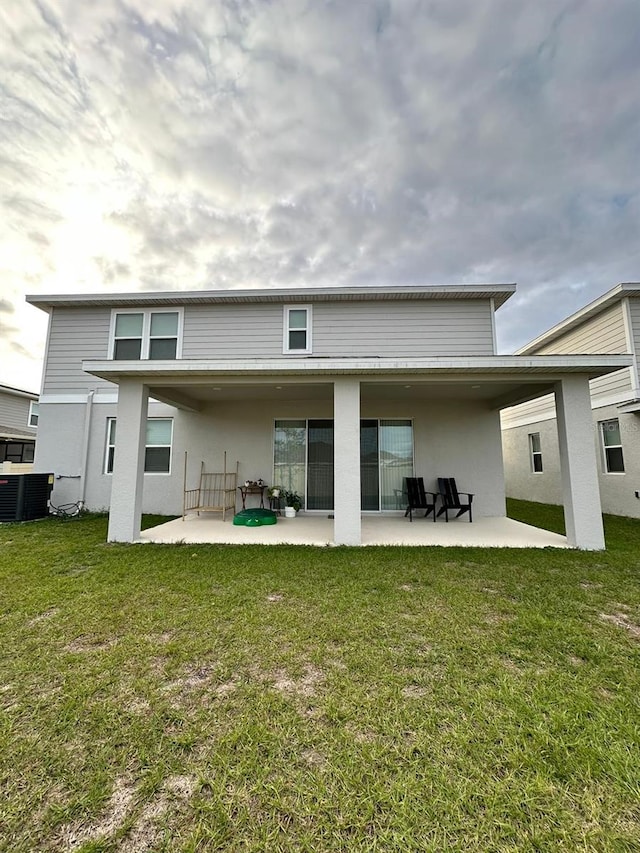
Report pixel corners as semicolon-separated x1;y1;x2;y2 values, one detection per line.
0;384;39;400
617;399;640;413
0;428;38;440
83;354;633;382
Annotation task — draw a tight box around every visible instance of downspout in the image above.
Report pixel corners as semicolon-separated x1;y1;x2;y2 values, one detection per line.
79;390;95;508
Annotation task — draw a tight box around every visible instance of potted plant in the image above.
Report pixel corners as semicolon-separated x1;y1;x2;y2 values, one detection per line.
267;485;282;499
283;489;302;517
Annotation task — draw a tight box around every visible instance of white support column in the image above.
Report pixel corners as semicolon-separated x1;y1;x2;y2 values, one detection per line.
555;376;605;550
107;379;149;543
333;378;361;546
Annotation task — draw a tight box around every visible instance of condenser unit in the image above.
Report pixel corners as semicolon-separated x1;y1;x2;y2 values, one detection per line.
0;473;54;522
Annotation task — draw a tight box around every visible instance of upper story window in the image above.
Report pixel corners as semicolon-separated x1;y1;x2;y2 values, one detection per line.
528;432;542;472
283;306;312;354
110;309;182;360
28;401;39;427
599;419;625;473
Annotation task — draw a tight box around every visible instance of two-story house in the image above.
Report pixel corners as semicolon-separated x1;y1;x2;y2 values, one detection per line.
0;384;39;469
502;282;640;518
27;284;631;548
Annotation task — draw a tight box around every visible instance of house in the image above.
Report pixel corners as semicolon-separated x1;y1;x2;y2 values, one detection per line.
502;282;640;518
26;284;631;548
0;383;39;470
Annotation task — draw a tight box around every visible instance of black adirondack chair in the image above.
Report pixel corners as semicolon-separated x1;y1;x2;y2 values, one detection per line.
436;477;474;522
404;477;438;522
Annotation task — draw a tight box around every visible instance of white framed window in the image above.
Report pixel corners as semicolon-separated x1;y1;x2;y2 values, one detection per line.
28;401;39;427
599;419;625;473
283;305;312;354
105;417;173;474
105;418;117;473
528;432;542;472
109;308;183;360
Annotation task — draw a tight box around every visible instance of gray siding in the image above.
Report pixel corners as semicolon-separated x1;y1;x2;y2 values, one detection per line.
43;307;114;395
501;394;556;429
313;300;494;356
44;298;495;393
589;368;633;402
536;303;627;355
0;390;35;434
183;299;495;358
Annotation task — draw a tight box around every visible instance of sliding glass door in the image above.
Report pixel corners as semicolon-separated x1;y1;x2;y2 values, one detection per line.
378;419;414;510
274;420;306;507
360;419;380;510
274;419;413;511
307;419;334;510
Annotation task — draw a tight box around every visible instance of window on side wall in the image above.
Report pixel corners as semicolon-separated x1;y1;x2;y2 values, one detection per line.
105;417;173;474
283;306;312;354
599;419;625;473
528;432;543;472
28;401;39;427
111;309;181;360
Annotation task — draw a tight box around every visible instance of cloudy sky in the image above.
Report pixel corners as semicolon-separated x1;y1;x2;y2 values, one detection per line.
2;0;640;392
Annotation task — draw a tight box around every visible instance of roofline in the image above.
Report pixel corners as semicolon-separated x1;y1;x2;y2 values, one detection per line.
0;383;39;400
82;354;632;383
0;427;37;440
516;282;640;354
26;283;517;311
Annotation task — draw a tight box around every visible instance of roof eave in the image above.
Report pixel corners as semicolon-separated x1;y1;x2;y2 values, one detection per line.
26;283;517;311
82;354;633;383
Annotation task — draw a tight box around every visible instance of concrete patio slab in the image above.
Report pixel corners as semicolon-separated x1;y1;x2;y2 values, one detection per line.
140;513;569;548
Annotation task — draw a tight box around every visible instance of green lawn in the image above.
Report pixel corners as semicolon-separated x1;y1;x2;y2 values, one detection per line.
0;502;639;852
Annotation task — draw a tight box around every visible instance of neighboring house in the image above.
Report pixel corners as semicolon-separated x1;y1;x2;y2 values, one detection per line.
502;282;640;518
0;383;39;468
26;285;631;548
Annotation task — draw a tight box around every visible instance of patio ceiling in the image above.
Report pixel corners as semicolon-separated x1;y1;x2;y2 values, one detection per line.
144;378;555;408
83;354;632;412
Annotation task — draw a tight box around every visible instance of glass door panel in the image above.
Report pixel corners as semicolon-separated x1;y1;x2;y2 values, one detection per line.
274;420;306;508
379;420;413;510
307;419;334;510
360;419;379;510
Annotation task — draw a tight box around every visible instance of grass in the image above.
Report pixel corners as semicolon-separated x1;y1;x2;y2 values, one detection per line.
0;502;638;852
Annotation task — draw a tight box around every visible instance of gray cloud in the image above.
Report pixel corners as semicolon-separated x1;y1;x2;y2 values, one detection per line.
1;0;639;389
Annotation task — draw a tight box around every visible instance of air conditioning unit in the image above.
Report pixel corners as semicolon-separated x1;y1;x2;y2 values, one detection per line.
0;473;54;522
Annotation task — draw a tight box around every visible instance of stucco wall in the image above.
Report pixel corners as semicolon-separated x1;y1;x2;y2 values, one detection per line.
502;416;564;506
36;394;507;518
502;405;640;518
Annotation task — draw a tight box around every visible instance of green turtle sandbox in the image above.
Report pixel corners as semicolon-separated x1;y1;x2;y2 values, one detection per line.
233;508;278;526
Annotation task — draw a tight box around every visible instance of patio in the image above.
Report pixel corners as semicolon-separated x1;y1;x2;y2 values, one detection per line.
140;513;569;548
